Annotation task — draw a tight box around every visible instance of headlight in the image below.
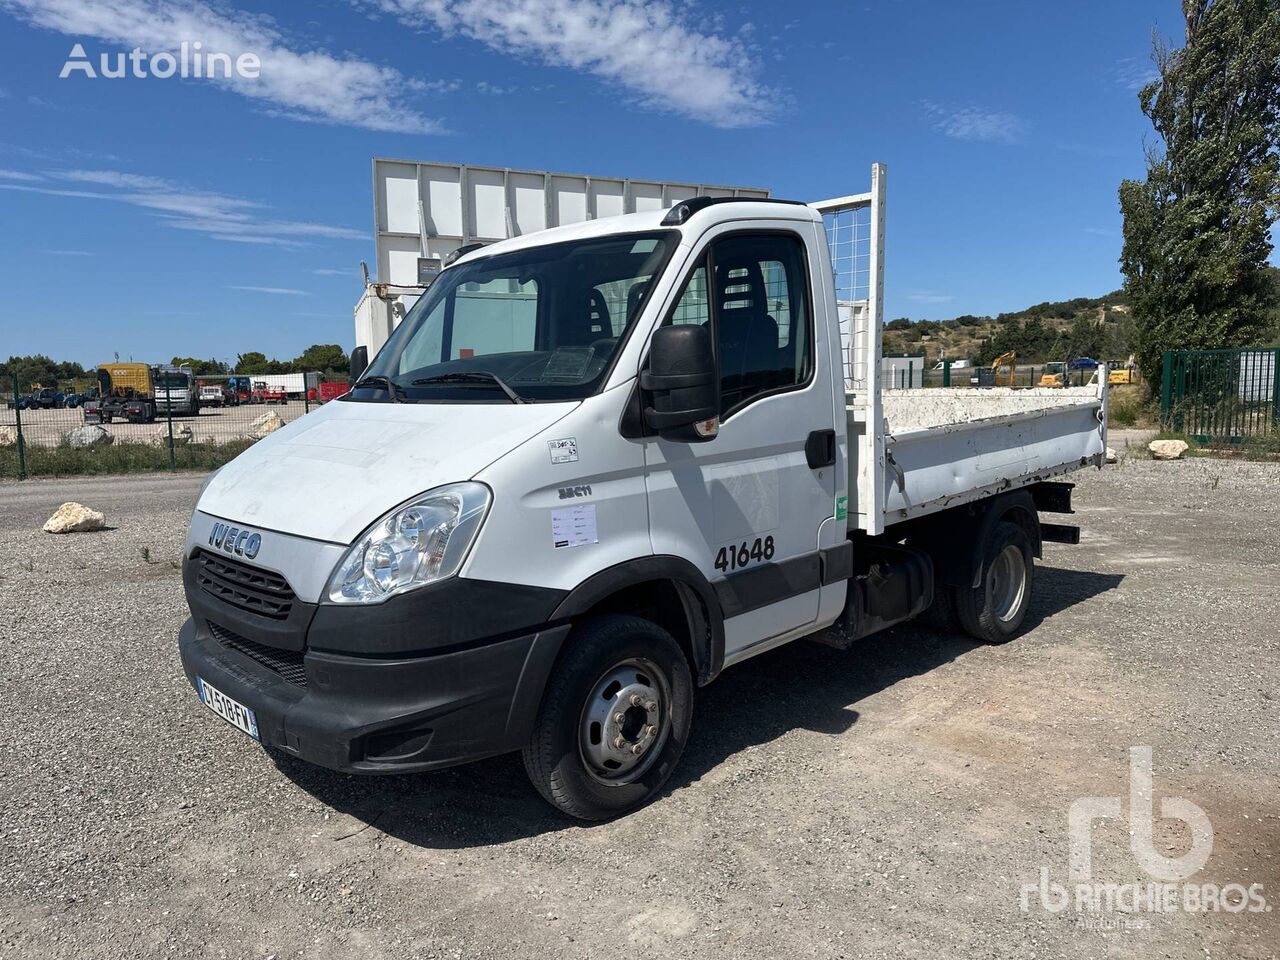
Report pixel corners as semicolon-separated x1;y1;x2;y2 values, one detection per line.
326;482;491;604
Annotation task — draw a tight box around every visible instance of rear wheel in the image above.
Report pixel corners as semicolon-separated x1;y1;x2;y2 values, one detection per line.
951;520;1034;644
522;615;693;821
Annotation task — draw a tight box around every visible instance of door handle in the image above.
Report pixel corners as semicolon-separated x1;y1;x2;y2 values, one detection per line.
805;429;836;469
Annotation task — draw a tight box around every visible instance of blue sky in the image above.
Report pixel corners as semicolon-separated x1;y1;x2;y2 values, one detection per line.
0;0;1228;366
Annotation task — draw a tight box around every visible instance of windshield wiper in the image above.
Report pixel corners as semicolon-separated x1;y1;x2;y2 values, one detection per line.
351;375;407;402
411;372;527;404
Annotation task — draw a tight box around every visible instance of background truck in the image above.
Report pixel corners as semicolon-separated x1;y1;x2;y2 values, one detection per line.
154;365;199;417
84;362;156;423
227;376;253;403
199;384;225;407
180;165;1107;821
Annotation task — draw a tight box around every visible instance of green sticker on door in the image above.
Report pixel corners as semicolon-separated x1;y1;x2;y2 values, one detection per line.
835;496;848;521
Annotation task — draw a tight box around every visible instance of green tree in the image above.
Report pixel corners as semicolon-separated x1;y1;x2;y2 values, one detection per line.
171;356;229;376
294;343;349;373
235;352;272;375
1119;0;1280;385
0;354;88;389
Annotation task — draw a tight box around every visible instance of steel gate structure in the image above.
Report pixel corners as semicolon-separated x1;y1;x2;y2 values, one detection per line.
1161;347;1280;443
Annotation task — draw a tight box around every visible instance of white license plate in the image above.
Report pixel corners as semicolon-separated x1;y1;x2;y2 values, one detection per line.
197;677;260;741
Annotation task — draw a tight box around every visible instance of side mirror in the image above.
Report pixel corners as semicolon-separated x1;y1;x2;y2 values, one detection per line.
350;345;369;382
640;324;719;443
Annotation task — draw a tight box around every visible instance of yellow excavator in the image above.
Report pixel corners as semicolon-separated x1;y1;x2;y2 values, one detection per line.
1039;361;1067;388
991;351;1018;387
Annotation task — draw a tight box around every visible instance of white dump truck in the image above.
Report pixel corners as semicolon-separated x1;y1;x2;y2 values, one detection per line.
179;166;1106;819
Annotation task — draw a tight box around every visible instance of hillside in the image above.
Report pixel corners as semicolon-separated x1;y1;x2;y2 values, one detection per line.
883;265;1280;365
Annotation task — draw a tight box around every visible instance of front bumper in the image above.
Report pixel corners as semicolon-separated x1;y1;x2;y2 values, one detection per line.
178;616;570;774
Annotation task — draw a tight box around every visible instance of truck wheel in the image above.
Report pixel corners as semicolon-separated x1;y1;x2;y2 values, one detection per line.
924;586;961;634
951;521;1034;645
522;615;693;821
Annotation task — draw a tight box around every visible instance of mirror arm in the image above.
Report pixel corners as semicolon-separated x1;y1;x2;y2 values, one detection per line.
642;405;719;429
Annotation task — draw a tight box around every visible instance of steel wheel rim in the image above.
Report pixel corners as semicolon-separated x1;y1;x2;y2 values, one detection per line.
988;544;1027;623
579;657;672;785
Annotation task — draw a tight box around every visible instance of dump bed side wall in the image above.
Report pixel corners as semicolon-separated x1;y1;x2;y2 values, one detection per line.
847;383;1107;530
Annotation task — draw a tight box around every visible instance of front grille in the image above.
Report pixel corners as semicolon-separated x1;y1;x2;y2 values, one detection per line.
195;550;295;620
209;621;307;686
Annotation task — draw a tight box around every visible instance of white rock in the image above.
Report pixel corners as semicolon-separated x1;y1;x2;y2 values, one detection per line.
0;426;17;448
65;424;114;448
43;502;106;534
150;424;194;446
1105;446;1118;464
1148;438;1189;460
248;411;285;440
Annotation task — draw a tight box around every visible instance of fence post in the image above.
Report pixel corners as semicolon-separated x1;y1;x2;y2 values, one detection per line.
165;392;176;470
1271;348;1280;429
942;360;951;388
1160;351;1175;428
12;378;26;480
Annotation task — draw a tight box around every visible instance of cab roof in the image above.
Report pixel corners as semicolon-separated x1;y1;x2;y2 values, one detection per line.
448;199;821;268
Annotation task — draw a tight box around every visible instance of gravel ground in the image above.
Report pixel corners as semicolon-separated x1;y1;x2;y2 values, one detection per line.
1;460;1277;959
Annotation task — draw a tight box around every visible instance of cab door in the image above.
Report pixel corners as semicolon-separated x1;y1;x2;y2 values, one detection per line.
642;222;838;663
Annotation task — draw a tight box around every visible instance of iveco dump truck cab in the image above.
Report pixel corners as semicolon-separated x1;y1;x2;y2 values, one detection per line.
180;167;1107;819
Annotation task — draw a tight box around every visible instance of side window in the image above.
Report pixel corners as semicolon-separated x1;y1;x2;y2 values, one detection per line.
669;265;709;326
712;233;811;416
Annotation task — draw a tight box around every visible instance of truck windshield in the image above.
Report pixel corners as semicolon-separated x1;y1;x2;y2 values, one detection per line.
157;374;189;388
356;231;677;403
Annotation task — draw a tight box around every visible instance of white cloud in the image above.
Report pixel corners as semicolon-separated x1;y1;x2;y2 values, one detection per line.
310;267;353;276
922;101;1025;144
365;0;776;127
0;0;444;133
0;167;43;181
229;285;309;295
906;290;954;305
40;248;94;255
0;167;364;247
1115;57;1159;93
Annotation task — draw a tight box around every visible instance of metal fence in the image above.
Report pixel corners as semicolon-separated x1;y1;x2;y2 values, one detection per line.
1;372;344;479
1160;348;1280;444
884;361;1104;390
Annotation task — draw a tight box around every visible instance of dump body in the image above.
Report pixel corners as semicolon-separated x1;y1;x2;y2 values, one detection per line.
848;382;1107;531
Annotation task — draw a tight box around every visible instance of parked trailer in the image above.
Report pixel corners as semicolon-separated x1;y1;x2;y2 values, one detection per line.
180;165;1106;822
265;372;319;400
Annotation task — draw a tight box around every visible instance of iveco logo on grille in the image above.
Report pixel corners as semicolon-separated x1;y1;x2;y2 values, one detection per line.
209;522;262;560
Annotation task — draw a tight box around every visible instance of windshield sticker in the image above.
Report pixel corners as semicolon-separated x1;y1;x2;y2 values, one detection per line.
548;438;579;464
552;504;597;549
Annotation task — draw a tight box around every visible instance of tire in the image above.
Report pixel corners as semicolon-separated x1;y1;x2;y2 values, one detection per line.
522;615;693;821
924;584;961;634
951;520;1034;645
